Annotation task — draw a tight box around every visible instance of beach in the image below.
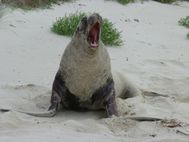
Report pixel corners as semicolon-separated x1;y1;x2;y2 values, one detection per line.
0;0;189;141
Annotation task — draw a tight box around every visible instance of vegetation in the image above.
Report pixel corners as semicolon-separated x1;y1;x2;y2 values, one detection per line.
187;32;189;40
153;0;176;3
178;16;189;28
116;0;134;5
0;6;5;18
52;13;85;36
101;19;123;46
1;0;68;9
116;0;177;5
178;16;189;40
52;13;123;46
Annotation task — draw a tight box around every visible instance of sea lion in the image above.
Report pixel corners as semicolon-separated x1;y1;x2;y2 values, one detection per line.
48;13;161;117
0;13;166;120
48;13;118;117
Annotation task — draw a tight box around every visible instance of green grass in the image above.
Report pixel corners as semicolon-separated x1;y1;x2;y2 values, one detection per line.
178;16;189;40
52;13;86;36
117;0;176;5
1;0;68;9
153;0;176;3
178;16;189;28
0;6;5;18
52;13;123;46
116;0;134;5
101;19;123;46
187;33;189;40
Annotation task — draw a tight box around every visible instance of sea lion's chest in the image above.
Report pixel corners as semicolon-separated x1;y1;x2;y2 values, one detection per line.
60;47;112;102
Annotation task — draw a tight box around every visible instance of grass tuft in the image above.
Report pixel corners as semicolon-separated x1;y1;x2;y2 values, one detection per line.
1;0;68;9
116;0;134;5
187;33;189;40
51;12;123;46
178;16;189;40
153;0;176;3
52;13;85;36
178;16;189;28
101;19;123;46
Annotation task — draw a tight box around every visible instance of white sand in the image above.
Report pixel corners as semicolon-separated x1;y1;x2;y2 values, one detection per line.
1;0;189;141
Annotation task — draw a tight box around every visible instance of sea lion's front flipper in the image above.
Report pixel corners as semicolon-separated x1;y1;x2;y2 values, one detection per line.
20;109;57;117
48;91;61;111
0;108;56;117
48;71;67;115
105;94;118;117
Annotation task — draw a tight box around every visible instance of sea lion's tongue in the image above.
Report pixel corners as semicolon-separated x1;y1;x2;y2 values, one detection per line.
90;25;98;48
91;41;98;47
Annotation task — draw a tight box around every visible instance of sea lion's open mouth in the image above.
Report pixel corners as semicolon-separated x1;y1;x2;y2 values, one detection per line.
88;22;100;49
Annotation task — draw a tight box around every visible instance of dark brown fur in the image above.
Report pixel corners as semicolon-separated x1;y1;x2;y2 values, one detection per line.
49;71;118;116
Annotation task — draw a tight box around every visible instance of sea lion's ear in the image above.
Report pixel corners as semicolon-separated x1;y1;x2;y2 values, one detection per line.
76;16;88;34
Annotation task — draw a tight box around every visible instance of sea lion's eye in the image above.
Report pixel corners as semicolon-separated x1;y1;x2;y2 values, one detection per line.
88;16;95;26
81;16;87;25
76;16;87;34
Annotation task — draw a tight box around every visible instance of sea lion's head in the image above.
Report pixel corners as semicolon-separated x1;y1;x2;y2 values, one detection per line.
74;13;103;52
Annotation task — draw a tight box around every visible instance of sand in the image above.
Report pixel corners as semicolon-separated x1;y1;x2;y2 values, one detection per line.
0;0;189;141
